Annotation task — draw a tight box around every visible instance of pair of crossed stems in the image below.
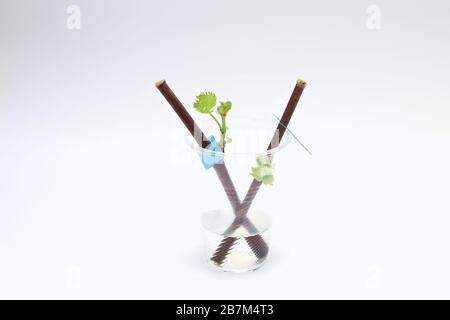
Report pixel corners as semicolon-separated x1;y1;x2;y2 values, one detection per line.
156;79;306;265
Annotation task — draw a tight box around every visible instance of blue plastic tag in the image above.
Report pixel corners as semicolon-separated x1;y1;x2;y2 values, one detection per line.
200;135;224;170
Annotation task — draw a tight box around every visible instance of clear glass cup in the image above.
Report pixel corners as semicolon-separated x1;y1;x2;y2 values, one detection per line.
202;209;272;272
185;117;291;272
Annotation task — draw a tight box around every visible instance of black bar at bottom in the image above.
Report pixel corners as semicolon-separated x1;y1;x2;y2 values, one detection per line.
0;300;448;318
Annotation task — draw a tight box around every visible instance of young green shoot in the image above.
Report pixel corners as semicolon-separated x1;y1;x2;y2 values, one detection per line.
251;155;275;186
193;92;232;150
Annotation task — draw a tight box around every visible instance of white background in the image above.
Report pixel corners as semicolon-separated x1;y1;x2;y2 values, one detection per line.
1;0;450;299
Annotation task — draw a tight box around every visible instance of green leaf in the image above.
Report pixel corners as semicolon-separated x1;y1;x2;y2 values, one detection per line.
256;155;271;167
251;156;275;186
217;101;232;116
262;174;274;186
194;92;217;113
251;165;274;185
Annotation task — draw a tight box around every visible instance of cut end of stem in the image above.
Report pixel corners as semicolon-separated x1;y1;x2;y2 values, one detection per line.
296;79;307;88
154;79;166;87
